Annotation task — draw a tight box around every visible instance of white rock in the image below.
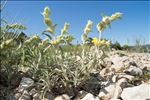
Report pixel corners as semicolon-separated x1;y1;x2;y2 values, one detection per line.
81;93;95;100
77;90;88;99
126;65;143;76
106;55;133;72
54;94;70;100
121;83;150;100
18;77;34;92
100;68;110;77
98;83;121;99
118;73;134;81
98;78;128;99
45;92;55;100
117;78;128;89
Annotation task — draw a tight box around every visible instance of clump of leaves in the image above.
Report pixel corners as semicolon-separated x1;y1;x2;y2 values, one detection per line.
0;6;123;99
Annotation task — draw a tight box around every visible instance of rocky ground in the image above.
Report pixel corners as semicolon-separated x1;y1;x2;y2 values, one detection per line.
1;51;150;100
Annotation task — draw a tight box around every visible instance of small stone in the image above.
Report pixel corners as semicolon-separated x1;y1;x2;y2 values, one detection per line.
18;77;34;92
118;73;134;81
81;93;95;100
15;93;22;99
125;65;143;76
76;90;88;99
100;68;110;78
98;78;127;99
54;94;70;100
45;92;55;100
98;84;116;98
117;78;128;89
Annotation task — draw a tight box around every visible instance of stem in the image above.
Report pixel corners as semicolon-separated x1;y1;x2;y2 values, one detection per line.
82;45;85;60
99;32;102;41
82;44;85;68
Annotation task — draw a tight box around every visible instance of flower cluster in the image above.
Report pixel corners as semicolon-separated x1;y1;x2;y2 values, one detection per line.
84;20;93;35
41;7;74;45
42;7;57;34
92;37;110;46
110;12;122;21
82;20;93;44
61;23;70;35
97;12;122;33
51;35;74;45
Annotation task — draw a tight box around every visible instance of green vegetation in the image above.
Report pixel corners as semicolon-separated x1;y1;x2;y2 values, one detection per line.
0;6;149;99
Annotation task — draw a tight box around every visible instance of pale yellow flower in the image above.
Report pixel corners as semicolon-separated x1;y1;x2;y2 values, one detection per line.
102;16;111;26
64;23;69;30
92;37;101;46
61;23;70;35
44;18;52;28
84;27;91;35
110;12;122;21
42;6;50;18
92;38;110;46
81;34;88;44
84;20;93;34
86;20;93;29
97;21;106;33
42;7;57;35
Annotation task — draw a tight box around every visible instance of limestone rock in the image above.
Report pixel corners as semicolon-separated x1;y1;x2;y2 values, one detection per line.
121;83;150;100
81;93;95;100
17;77;34;92
125;65;143;76
54;94;70;100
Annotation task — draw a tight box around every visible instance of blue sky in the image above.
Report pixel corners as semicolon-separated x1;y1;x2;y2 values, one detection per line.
1;1;150;45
